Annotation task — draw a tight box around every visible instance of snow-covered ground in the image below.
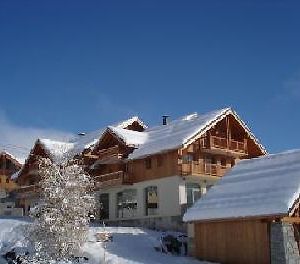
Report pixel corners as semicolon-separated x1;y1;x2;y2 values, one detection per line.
0;218;212;264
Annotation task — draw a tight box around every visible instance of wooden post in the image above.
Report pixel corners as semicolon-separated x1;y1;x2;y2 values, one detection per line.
226;116;231;149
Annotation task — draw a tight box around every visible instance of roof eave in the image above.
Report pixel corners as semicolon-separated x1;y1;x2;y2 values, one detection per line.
182;108;267;155
184;213;287;224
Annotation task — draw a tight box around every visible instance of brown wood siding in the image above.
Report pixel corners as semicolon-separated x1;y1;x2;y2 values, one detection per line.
194;220;270;264
128;150;179;182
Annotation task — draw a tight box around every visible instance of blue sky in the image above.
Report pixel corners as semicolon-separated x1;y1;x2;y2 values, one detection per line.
0;0;299;156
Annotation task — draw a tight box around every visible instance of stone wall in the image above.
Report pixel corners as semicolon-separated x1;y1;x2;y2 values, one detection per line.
271;222;300;264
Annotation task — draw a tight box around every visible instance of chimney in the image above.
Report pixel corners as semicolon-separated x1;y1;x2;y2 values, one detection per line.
162;115;169;125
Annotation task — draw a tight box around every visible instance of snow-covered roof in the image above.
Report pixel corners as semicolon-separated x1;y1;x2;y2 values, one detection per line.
38;139;74;162
0;151;23;165
114;116;148;130
128;108;266;160
107;126;148;146
69;116;147;155
183;149;300;222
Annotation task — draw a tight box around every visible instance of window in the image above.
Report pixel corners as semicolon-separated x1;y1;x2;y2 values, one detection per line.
99;193;109;220
186;183;201;208
157;155;163;167
116;189;138;218
221;158;227;168
182;154;193;164
145;186;158;216
145;157;152;169
6;179;9;184
211;157;217;164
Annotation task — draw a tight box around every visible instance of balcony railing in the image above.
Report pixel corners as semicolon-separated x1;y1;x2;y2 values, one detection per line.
16;185;38;193
97;146;122;159
0;169;17;176
94;171;131;189
181;161;229;177
201;136;247;154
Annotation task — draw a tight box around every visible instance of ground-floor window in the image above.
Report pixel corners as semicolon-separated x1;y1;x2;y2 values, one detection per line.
186;183;201;208
145;186;158;216
116;189;138;218
99;193;109;220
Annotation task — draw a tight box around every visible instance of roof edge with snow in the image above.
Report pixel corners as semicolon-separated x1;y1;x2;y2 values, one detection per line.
183;108;267;155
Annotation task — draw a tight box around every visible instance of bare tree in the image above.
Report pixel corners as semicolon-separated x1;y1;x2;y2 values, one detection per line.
24;158;95;263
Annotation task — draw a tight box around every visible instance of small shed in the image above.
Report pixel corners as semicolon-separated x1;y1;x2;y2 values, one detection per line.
183;149;300;264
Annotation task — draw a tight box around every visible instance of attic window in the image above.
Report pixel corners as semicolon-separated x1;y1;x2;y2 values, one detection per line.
145;157;152;169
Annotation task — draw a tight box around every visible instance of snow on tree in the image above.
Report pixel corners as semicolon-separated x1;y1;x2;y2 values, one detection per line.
23;158;95;263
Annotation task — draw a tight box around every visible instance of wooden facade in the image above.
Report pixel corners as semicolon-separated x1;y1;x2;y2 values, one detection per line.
16;112;264;191
16;141;49;186
0;152;21;191
114;114;264;186
194;219;271;264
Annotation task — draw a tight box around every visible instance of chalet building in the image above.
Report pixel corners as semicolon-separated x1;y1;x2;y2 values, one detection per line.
14;117;147;215
89;108;266;230
183;149;300;264
0;151;21;192
0;151;23;216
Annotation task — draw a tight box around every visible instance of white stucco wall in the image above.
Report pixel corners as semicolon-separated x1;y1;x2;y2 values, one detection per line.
96;174;221;222
97;175;184;221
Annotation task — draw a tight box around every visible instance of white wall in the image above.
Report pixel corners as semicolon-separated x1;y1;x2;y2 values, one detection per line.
96;174;220;222
97;175;184;221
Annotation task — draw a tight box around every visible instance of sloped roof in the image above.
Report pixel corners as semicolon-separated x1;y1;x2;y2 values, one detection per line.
0;151;23;166
38;139;75;162
14;116;147;179
183;149;300;222
106;126;148;146
126;108;266;160
69;116;147;155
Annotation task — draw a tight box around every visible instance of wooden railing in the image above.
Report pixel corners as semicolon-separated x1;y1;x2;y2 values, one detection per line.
201;136;247;154
16;185;38;193
94;171;131;189
181;161;229;177
96;145;123;160
0;169;16;176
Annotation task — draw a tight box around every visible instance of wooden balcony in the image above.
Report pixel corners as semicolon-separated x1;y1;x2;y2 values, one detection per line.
0;169;17;176
88;146;125;165
200;136;247;156
94;171;131;189
181;161;229;177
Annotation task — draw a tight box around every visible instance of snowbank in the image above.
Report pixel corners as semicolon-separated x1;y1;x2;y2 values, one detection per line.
0;219;213;264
